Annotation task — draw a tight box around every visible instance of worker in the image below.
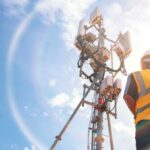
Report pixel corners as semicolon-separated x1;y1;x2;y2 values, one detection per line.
123;50;150;150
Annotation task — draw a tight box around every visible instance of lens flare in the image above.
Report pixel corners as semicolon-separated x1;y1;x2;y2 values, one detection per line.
6;11;47;150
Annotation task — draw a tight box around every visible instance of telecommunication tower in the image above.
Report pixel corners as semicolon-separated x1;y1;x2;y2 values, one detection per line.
50;7;132;150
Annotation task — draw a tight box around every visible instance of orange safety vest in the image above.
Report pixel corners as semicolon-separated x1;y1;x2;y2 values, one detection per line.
132;69;150;124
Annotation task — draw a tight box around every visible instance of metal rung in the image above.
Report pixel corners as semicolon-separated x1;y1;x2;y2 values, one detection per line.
103;134;109;137
91;116;99;123
92;128;97;133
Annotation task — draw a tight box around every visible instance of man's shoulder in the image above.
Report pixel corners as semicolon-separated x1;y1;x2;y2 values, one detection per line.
124;71;138;99
131;69;150;75
128;71;140;79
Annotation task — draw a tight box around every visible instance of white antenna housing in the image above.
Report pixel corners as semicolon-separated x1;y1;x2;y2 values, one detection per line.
74;19;86;50
74;38;82;50
77;19;86;37
113;78;122;90
85;32;96;43
89;7;101;25
101;76;113;96
113;31;132;59
113;78;122;95
74;19;86;51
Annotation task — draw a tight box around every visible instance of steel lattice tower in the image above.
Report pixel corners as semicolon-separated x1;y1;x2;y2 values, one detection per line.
50;7;132;150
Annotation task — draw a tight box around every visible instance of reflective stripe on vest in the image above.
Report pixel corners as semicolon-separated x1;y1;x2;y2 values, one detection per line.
134;72;150;97
133;70;150;124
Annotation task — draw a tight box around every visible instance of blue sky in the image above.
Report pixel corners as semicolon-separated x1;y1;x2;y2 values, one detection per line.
1;0;150;150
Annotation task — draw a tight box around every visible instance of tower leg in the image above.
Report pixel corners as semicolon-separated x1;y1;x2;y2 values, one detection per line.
96;112;103;150
106;104;114;150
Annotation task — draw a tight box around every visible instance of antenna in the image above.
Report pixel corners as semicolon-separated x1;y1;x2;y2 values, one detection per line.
50;7;132;150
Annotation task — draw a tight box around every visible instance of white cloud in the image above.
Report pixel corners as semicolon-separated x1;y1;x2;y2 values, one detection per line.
53;108;65;123
48;88;90;125
24;147;30;150
29;112;37;117
24;105;28;109
67;88;81;109
48;88;82;109
35;0;63;24
113;122;134;137
49;79;57;87
35;0;97;49
106;2;122;16
4;0;28;7
60;0;97;50
48;92;70;107
24;145;39;150
10;144;18;149
43;111;48;117
31;145;38;150
3;0;28;16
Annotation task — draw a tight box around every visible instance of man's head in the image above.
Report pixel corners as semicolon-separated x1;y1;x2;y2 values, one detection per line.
141;50;150;69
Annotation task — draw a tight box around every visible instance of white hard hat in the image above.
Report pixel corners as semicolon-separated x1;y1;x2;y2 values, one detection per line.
141;50;150;69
